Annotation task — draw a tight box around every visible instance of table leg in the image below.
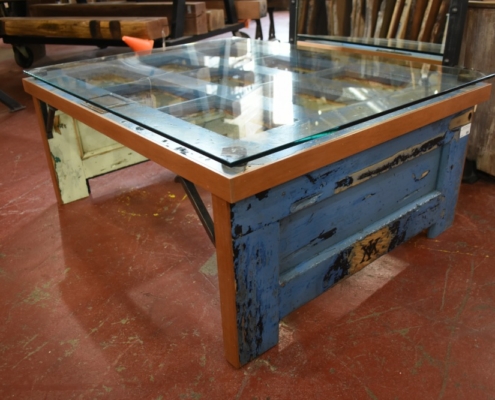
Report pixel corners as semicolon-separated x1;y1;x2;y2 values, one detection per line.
212;195;280;368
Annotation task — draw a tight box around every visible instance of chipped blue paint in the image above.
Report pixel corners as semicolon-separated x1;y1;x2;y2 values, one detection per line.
228;110;471;366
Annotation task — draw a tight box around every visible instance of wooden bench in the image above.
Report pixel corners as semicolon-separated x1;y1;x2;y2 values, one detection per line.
0;16;169;40
0;16;169;67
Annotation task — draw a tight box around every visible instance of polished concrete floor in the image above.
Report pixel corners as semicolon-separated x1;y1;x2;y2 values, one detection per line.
2;12;495;400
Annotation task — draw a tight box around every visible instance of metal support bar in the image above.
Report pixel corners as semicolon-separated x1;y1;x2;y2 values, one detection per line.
254;19;263;40
442;0;469;66
0;90;25;112
172;0;186;39
289;0;298;44
223;0;238;24
268;7;276;40
176;176;215;244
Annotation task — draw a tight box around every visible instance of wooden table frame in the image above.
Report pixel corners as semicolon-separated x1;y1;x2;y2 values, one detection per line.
23;75;490;367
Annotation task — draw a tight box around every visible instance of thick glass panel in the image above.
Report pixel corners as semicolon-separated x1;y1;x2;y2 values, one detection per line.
26;38;492;166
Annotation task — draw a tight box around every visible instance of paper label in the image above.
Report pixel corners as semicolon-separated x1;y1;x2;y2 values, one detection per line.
460;123;471;138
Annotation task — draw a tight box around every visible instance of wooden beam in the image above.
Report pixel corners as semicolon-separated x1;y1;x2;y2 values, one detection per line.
0;16;169;39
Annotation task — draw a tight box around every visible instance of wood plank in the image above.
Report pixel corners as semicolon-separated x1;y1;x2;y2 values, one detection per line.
429;0;449;43
356;0;365;36
332;0;352;36
458;3;495;176
306;0;315;35
350;0;365;36
387;0;404;38
297;0;309;34
417;0;442;42
206;9;225;31
395;0;412;39
313;0;328;35
30;2;207;35
350;0;358;36
407;0;427;40
374;0;394;37
325;0;333;35
364;0;380;37
0;16;169;39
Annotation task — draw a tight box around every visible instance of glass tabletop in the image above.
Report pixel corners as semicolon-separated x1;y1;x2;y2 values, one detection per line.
25;37;492;167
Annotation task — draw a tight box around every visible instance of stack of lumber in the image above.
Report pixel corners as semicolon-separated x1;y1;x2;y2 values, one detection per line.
298;0;450;43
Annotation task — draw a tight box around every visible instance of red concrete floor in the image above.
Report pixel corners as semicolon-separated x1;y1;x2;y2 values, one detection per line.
1;15;495;400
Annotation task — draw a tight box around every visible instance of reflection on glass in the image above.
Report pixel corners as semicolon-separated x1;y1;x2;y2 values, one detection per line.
298;34;445;56
26;38;491;166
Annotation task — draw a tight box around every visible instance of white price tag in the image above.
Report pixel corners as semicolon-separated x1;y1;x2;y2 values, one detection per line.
460;123;471;138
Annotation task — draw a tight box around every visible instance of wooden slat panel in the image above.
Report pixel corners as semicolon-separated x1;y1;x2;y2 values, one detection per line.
331;0;352;36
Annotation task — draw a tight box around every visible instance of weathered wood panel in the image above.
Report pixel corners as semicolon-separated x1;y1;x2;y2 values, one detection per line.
225;110;471;365
48;111;147;204
458;1;495;176
278;192;441;317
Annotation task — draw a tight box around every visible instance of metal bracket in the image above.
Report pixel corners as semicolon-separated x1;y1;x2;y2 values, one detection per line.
449;108;474;131
176;176;215;244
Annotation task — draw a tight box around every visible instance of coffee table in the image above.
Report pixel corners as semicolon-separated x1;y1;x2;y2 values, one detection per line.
23;38;492;367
